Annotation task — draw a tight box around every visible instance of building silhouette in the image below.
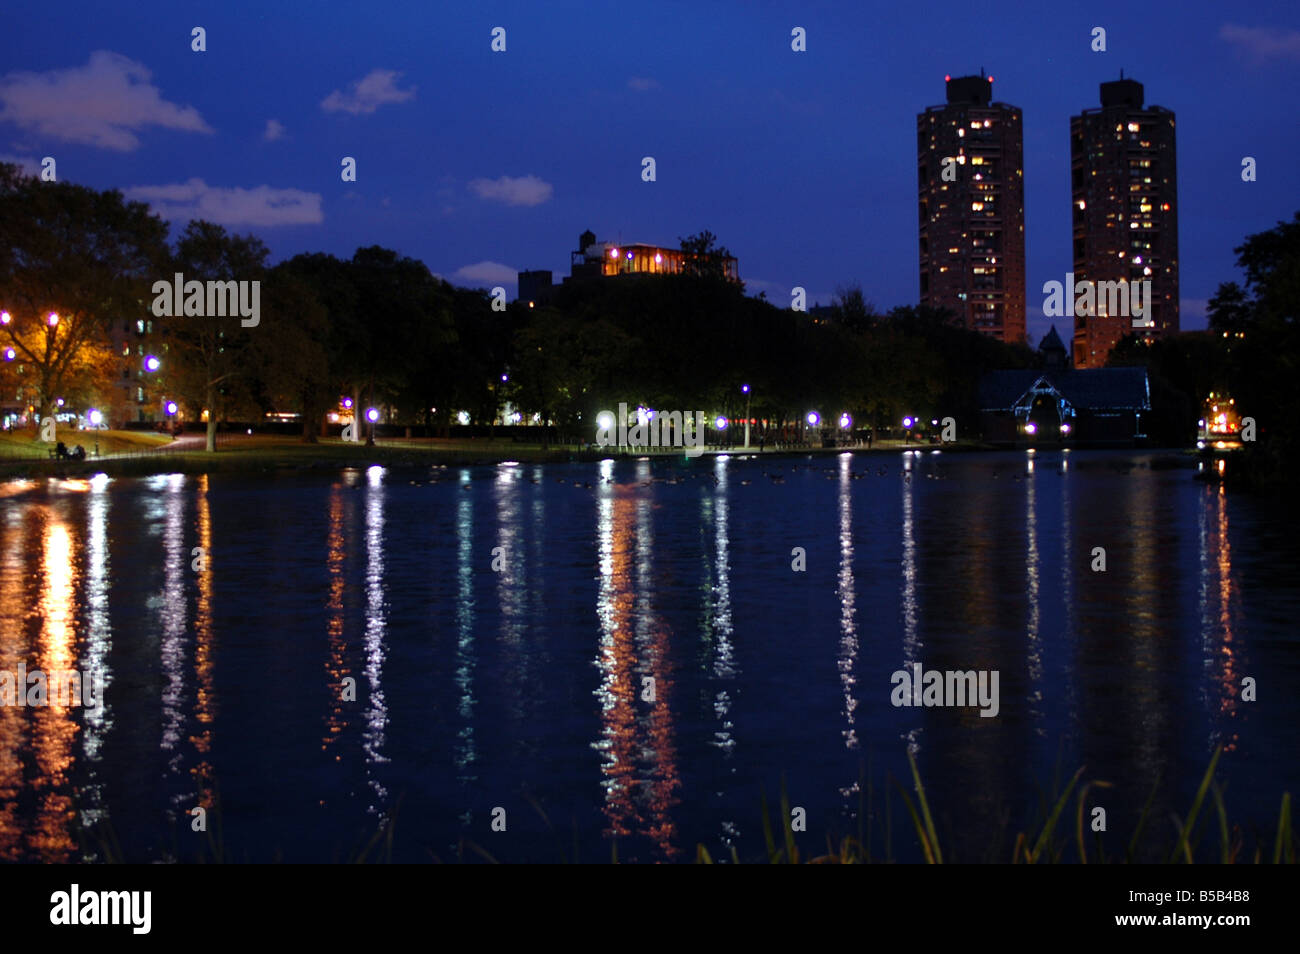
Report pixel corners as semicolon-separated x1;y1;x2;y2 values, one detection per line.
1070;77;1179;368
519;230;739;305
917;72;1026;343
978;324;1151;444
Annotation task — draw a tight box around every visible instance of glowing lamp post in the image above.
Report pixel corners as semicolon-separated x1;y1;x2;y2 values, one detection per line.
366;407;379;446
742;384;751;450
902;416;915;443
144;355;160;372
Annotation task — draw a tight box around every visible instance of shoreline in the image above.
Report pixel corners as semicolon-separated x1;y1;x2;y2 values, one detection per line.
0;439;1204;481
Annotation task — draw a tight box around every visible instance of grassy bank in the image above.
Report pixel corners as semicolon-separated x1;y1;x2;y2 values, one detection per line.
0;431;998;480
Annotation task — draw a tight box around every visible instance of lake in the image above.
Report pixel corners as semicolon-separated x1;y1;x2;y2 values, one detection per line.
1;449;1297;862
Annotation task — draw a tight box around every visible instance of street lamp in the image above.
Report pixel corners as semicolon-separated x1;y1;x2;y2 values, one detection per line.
47;312;58;327
741;384;751;450
366;407;379;446
144;355;160;372
0;311;10;324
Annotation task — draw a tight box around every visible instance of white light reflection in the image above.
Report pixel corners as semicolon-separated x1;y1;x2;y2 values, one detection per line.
78;469;113;831
707;455;736;758
454;467;477;791
837;453;859;750
362;465;389;812
901;451;920;754
1025;457;1043;722
159;474;188;785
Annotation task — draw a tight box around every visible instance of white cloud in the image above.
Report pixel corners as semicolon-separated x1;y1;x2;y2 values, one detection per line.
263;119;286;141
124;178;324;227
0;153;41;176
321;69;416;115
1220;24;1300;59
453;261;517;286
628;76;660;91
0;51;212;151
467;174;553;207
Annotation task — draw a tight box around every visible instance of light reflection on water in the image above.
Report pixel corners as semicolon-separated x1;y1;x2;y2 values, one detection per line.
0;451;1295;862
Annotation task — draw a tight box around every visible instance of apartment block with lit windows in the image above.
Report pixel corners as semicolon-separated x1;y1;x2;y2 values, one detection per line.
107;313;168;425
1070;77;1178;368
917;73;1026;343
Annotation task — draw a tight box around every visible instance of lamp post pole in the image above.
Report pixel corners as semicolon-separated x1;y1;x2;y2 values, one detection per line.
742;384;751;450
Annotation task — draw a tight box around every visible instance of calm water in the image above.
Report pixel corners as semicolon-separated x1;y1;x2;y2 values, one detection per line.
1;450;1297;862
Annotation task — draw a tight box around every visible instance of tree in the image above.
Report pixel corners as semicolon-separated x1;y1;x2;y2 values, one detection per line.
829;284;878;334
0;162;169;422
346;246;457;432
166;221;268;451
678;230;735;282
249;265;331;441
1206;282;1253;334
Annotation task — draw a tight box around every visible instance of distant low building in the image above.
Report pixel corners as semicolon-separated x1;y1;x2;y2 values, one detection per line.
978;325;1150;444
518;230;739;304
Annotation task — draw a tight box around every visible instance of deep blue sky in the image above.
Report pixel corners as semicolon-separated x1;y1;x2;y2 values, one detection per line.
4;0;1298;343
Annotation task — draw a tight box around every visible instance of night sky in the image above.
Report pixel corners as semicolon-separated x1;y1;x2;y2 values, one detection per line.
4;0;1298;344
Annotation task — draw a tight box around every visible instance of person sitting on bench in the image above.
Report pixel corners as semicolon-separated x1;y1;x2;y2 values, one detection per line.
71;444;86;460
55;441;69;460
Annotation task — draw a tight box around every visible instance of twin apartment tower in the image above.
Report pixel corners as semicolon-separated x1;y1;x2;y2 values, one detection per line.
918;73;1178;368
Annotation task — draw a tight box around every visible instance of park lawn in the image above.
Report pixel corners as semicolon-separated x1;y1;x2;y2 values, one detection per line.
0;428;174;458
